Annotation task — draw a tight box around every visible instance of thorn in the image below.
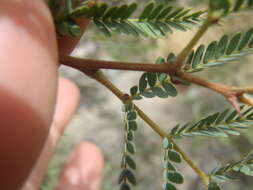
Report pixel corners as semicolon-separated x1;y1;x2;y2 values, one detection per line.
227;95;242;116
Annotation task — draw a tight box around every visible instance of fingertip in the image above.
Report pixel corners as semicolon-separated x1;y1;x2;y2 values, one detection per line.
52;78;80;132
55;142;104;190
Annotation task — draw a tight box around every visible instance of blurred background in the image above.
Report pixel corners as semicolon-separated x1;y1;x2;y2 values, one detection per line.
41;0;253;189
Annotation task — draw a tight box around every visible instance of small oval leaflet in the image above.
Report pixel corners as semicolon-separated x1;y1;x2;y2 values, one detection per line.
130;86;138;96
147;72;157;87
162;182;177;190
128;121;138;131
167;171;184;184
118;169;136;185
139;2;155;20
126;142;136;154
208;182;221;190
162;138;172;149
120;183;131;190
167;150;182;163
127;131;134;141
139;73;148;93
162;81;177;97
151;87;168;98
127;111;137;120
164;161;176;171
125;155;136;170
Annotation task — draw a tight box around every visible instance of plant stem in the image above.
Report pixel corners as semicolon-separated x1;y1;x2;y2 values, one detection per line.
60;55;171;73
85;70;209;187
135;106;209;187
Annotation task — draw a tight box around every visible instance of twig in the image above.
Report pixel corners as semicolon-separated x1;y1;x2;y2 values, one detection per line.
79;69;210;187
61;55;253;110
60;55;173;73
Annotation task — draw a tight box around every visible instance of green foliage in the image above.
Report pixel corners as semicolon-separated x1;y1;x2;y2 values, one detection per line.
209;150;253;189
208;0;253;17
162;138;184;190
184;28;253;73
51;0;205;37
170;105;253;138
130;57;177;100
47;1;253;190
232;0;253;12
119;103;138;190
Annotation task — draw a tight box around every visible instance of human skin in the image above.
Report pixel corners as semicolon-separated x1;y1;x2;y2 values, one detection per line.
0;0;103;189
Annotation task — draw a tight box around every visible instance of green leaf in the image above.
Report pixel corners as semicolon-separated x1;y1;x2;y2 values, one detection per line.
192;44;205;68
226;33;242;54
139;73;148;93
167;22;187;31
155;57;166;64
164;161;177;171
167;150;182;163
147;72;157;87
112;4;128;20
128;121;138;131
167;171;184;184
238;28;253;50
167;52;176;62
215;109;229;124
148;4;164;20
122;3;138;19
118;169;136;185
127;131;134;141
225;110;238;122
126;142;136;154
58;21;69;36
127;111;137;120
130;86;138;96
157;73;168;82
162;138;172;149
151;87;168;98
162;182;177;190
162;81;177;97
204;41;217;63
209;0;230;15
166;7;184;19
157;6;173;20
94;20;111;37
103;6;118;19
239;165;253;176
249;37;253;47
233;0;244;12
65;0;73;13
208;182;221;190
125;155;136;170
120;183;131;190
94;3;108;18
142;90;155;98
186;50;194;65
68;22;81;37
139;1;155;20
124;103;134;112
216;35;229;58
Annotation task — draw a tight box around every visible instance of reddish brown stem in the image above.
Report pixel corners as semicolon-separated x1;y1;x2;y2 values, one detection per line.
60;55;172;73
61;55;253;108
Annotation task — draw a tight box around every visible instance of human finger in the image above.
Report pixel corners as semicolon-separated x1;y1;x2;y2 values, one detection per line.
22;78;80;190
54;142;104;190
0;0;58;189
